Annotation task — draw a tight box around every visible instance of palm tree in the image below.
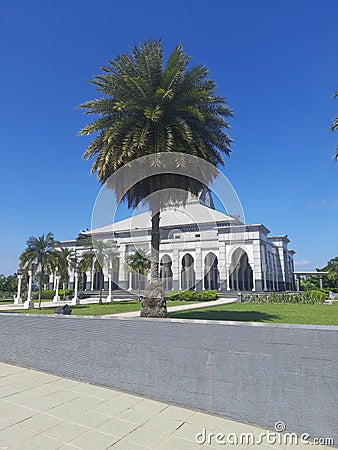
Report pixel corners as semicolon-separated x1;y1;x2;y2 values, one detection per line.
78;39;233;315
54;248;76;300
331;90;338;159
78;234;117;304
125;249;151;299
19;233;57;308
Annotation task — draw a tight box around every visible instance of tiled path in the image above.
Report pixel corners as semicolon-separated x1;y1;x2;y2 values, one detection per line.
0;363;332;450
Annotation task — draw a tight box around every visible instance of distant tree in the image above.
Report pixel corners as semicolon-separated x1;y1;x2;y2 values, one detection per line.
125;249;151;299
319;257;338;289
19;233;58;307
0;274;17;292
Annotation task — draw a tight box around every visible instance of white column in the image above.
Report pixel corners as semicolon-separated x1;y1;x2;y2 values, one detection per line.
106;265;112;301
71;271;80;305
24;270;34;309
14;274;23;305
251;264;256;291
91;270;94;290
128;271;132;291
53;272;60;302
263;271;268;291
226;266;231;291
296;275;300;291
319;275;323;290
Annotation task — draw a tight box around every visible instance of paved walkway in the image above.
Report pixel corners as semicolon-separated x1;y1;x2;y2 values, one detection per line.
0;362;332;450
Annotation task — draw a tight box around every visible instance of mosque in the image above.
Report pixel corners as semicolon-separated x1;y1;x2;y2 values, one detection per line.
59;188;295;293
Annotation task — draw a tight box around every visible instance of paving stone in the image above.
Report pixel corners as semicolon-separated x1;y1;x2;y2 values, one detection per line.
0;423;37;447
18;434;65;450
70;429;119;449
0;400;37;424
124;425;168;448
158;405;195;422
98;418;138;438
115;406;155;426
143;415;183;434
20;413;64;433
43;421;90;442
91;398;128;417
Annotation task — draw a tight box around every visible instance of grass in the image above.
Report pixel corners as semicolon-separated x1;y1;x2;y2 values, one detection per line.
1;300;197;316
169;302;338;326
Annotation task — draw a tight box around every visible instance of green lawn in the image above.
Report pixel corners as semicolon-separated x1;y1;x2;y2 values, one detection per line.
169;302;338;326
1;300;196;316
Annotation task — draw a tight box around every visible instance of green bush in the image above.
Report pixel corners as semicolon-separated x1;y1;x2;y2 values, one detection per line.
0;291;15;300
32;289;74;300
243;289;327;304
167;290;217;302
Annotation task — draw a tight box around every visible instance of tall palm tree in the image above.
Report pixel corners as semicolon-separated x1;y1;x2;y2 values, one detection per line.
125;249;151;299
331;90;338;159
78;40;233;314
19;233;57;308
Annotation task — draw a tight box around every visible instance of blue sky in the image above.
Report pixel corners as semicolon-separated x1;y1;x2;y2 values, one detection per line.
0;0;337;275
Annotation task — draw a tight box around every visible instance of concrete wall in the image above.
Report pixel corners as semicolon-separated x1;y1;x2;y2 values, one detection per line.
0;313;337;442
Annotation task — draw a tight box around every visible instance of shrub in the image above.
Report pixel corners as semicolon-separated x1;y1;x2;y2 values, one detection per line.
243;289;327;304
0;291;15;300
32;289;74;300
167;290;217;302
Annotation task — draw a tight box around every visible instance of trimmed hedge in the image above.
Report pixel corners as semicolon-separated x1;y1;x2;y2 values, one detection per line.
32;289;74;300
167;290;217;302
243;290;327;305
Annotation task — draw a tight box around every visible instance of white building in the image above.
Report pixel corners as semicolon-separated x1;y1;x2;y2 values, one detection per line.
59;189;295;293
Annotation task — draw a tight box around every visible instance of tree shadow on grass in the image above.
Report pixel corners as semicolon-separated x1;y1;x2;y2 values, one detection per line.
169;309;280;323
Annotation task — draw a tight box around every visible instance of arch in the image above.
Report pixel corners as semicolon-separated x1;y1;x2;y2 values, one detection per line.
204;252;219;290
160;254;173;290
229;247;253;291
81;272;87;291
181;253;195;290
93;271;102;290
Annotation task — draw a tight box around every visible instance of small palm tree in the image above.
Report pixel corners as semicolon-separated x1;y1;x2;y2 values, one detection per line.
78;234;118;304
54;248;76;300
125;249;151;299
19;233;58;308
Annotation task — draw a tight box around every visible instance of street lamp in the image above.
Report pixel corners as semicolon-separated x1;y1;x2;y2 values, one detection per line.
53;267;60;302
24;263;36;309
71;264;80;305
14;268;23;305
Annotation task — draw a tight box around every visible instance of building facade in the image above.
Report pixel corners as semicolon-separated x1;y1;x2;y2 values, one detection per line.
58;191;295;293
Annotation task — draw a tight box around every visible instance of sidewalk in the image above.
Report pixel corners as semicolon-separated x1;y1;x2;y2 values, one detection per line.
0;362;331;450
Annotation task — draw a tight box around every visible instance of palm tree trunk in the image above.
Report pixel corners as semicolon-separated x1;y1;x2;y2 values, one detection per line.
38;268;42;309
99;269;103;304
150;210;160;282
38;282;42;309
138;271;140;300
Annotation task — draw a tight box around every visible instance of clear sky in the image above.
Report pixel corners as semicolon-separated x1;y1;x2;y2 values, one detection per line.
0;0;337;275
